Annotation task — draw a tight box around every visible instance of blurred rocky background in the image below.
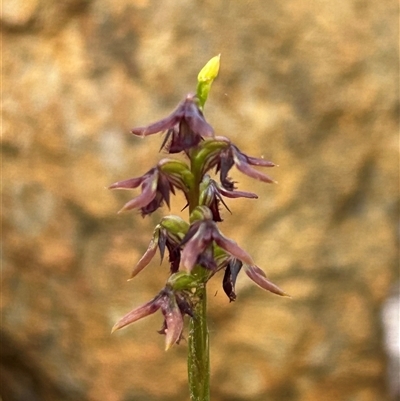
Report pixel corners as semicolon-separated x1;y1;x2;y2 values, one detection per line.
2;0;398;400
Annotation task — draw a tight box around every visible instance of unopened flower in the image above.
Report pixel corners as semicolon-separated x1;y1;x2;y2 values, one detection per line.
200;175;258;221
180;206;255;272
131;93;214;153
112;286;193;350
130;216;189;279
196;54;220;108
109;159;192;216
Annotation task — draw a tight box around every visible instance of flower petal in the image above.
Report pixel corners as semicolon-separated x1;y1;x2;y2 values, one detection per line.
157;174;172;208
181;223;211;272
246;155;276;167
217;184;258;199
129;238;158;279
111;295;162;333
185;108;214;138
109;176;145;190
233;152;276;183
213;230;255;266
163;297;184;350
182;93;214;138
118;179;158;213
245;265;290;297
131;113;181;137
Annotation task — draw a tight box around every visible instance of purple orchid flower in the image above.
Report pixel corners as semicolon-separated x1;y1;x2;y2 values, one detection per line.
109;159;190;216
200;175;258;221
131;93;214;153
216;137;276;190
198;136;276;190
180;206;255;272
129;216;189;279
222;258;289;301
112;286;193;350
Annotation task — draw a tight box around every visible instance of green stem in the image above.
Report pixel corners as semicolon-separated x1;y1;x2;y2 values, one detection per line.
187;150;210;401
188;282;210;401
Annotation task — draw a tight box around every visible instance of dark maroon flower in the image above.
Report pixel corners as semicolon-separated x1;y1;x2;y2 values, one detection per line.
216;138;276;190
131;93;214;153
196;136;276;190
112;286;193;350
221;258;289;301
200;175;258;221
109;159;191;216
129;216;189;279
157;290;194;341
180;206;255;272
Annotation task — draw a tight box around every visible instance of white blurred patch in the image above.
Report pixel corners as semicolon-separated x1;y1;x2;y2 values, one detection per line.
381;283;400;399
99;128;126;172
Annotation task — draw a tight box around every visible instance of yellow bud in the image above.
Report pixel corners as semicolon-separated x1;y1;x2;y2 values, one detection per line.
197;54;221;83
196;55;221;109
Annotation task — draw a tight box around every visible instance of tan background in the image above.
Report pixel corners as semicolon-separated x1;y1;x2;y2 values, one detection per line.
2;1;398;401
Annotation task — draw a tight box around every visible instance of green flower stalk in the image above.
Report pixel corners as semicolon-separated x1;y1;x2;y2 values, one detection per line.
110;55;289;401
